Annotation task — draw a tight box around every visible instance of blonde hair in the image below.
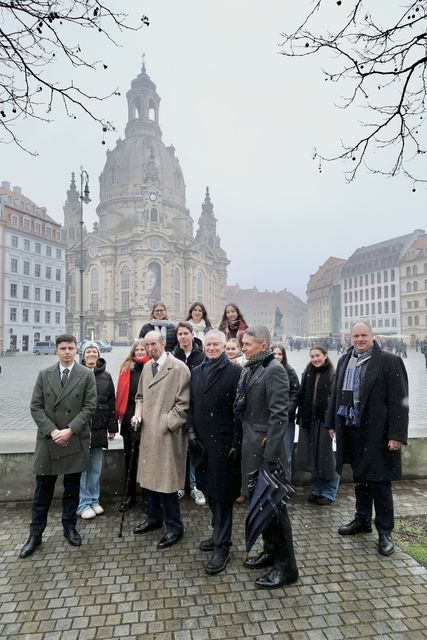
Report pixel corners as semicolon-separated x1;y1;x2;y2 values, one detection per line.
120;339;146;372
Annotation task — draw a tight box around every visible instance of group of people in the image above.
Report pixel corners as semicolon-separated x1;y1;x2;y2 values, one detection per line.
19;303;409;591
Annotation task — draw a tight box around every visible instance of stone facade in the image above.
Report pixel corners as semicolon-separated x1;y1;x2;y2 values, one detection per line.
64;65;228;343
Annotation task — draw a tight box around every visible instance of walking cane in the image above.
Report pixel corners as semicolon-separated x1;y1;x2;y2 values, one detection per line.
118;427;138;538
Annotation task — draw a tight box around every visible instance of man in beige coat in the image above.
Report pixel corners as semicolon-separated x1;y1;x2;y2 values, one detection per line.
132;331;190;549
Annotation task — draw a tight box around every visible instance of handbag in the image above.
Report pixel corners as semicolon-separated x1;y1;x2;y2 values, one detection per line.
47;435;81;460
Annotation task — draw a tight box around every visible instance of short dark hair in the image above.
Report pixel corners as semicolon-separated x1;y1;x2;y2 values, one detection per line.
177;321;194;333
55;334;77;347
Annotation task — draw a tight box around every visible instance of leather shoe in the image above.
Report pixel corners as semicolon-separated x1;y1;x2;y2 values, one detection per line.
157;530;183;550
205;549;230;575
119;497;136;512
243;551;274;570
255;568;299;590
338;519;372;535
64;528;81;547
133;519;163;535
19;534;42;559
199;536;214;552
316;497;333;505
307;492;319;503
378;533;394;556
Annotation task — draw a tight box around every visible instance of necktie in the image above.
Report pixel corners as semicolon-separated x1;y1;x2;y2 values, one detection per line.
61;368;69;387
152;361;159;377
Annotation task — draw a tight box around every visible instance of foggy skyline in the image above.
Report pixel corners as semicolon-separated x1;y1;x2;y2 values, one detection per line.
2;1;426;301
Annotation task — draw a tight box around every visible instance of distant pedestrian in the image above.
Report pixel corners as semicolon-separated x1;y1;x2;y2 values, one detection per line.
19;335;96;558
296;346;339;505
327;321;409;556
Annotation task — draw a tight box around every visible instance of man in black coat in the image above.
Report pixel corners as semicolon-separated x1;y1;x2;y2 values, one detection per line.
186;330;242;575
172;322;204;371
327;321;409;556
237;326;298;590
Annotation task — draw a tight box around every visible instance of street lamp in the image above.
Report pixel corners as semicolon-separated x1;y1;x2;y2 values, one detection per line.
79;168;91;363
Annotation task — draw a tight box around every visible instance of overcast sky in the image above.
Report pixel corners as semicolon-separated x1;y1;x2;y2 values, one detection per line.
2;1;426;300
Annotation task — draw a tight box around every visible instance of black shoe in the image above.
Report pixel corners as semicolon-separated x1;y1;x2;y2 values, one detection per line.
199;536;214;552
316;497;333;505
19;534;42;559
307;493;319;503
64;528;82;547
133;519;163;535
338;519;372;535
378;533;394;556
255;568;299;590
157;530;183;550
205;549;230;575
119;497;136;512
243;551;274;570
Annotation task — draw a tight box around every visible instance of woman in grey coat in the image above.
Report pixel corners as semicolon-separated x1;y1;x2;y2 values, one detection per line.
296;346;339;505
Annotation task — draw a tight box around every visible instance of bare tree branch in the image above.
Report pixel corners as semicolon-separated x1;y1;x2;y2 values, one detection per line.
0;1;149;154
280;1;427;184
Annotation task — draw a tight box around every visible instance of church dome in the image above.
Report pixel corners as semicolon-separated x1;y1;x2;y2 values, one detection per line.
98;64;186;214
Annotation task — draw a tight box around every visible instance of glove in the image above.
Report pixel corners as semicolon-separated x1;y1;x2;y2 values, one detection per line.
264;459;281;474
227;447;238;463
188;434;202;453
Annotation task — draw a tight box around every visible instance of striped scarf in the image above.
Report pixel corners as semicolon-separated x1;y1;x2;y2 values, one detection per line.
337;347;372;427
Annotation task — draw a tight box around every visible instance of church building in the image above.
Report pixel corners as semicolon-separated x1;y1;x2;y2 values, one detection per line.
63;64;229;343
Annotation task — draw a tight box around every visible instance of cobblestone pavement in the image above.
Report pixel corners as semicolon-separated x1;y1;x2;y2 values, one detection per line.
0;348;426;437
1;481;426;640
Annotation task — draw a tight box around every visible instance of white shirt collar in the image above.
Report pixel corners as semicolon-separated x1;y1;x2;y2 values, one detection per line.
155;352;168;369
59;361;75;374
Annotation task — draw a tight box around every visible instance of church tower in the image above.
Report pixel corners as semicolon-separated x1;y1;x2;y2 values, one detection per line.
62;173;82;245
196;187;218;250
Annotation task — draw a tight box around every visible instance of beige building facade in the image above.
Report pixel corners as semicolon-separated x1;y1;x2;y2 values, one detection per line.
400;235;427;341
64;65;228;343
307;257;345;337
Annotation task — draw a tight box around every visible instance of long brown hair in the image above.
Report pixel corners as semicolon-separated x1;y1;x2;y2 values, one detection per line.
119;339;147;372
218;303;247;331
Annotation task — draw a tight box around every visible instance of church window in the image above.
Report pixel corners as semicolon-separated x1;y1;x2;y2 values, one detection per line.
121;291;130;311
148;99;156;121
91;293;99;311
121;265;130;290
197;271;204;300
91;268;98;292
150;207;158;223
119;323;128;337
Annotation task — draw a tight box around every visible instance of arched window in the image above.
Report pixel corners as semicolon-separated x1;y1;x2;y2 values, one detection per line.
414;315;419;326
406;282;412;293
34;332;40;342
174;267;181;313
91;268;98;292
197;271;204;300
412;265;418;275
413;281;418;292
408;316;413;326
150;207;158;222
148;99;156;122
121;265;130;290
406;266;411;276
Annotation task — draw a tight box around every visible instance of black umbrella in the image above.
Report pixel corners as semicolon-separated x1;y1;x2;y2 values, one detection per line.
244;461;295;560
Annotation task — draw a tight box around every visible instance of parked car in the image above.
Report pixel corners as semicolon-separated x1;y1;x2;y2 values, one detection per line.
33;341;56;356
95;340;113;353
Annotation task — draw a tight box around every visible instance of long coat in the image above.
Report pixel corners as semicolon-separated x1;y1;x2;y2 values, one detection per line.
186;357;242;503
326;341;409;481
135;354;190;493
90;358;118;449
296;362;336;480
241;355;289;495
30;362;97;475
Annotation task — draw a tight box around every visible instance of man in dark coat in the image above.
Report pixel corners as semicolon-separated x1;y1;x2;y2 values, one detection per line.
237;326;298;590
186;329;242;575
327;321;409;556
19;334;97;558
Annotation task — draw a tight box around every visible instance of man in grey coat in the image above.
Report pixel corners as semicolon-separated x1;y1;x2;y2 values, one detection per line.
19;335;97;558
236;326;299;589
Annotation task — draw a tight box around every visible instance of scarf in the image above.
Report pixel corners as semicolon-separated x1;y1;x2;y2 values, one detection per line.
150;319;171;342
227;318;241;338
115;355;151;419
298;361;334;428
200;351;228;389
188;319;207;342
337;347;372;427
234;349;274;417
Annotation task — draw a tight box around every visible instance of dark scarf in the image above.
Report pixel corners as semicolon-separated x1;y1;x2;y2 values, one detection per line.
298;360;334;428
200;351;228;389
234;349;274;417
227;318;241;337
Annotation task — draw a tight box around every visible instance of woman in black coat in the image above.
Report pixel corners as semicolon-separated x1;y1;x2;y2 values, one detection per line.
296;345;339;505
77;341;118;519
272;343;300;477
115;339;151;511
139;301;177;352
186;330;242;576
